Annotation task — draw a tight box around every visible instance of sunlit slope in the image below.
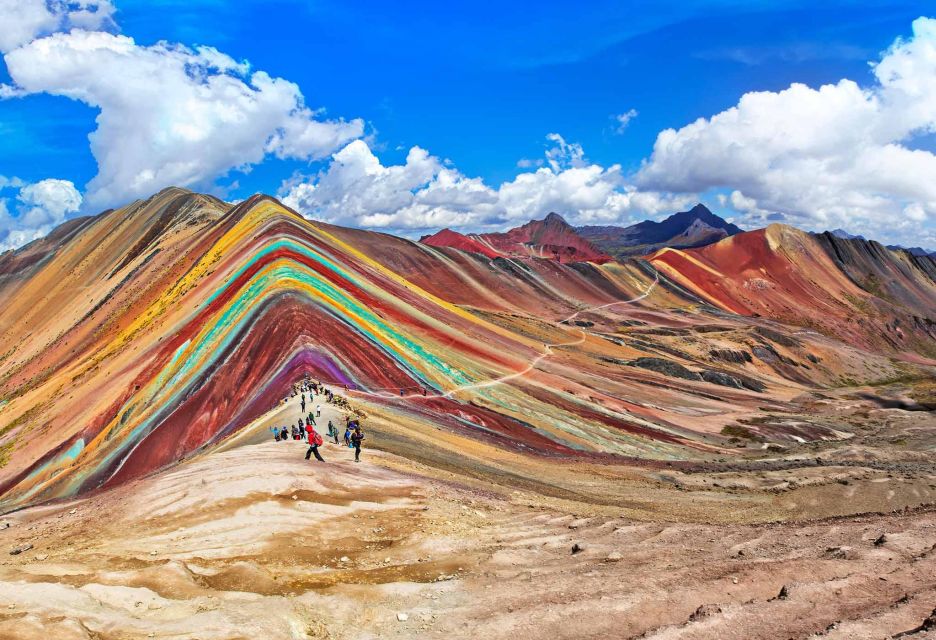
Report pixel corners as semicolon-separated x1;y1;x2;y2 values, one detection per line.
649;224;936;355
1;193;700;510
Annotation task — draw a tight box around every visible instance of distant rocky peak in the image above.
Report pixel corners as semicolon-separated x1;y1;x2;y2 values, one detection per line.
542;212;570;226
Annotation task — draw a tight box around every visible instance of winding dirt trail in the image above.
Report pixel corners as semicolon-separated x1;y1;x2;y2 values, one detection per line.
340;267;660;400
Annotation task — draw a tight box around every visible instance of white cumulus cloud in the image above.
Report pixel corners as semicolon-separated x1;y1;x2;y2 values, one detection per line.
280;134;693;233
637;16;936;245
2;30;364;209
0;177;83;251
0;0;116;53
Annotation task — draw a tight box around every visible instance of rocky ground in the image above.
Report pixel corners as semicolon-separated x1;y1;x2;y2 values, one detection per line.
1;390;934;640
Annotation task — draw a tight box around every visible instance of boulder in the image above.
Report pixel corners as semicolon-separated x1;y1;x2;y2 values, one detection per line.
627;357;700;381
709;349;752;364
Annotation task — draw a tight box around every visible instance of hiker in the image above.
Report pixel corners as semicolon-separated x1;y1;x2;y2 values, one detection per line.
343;423;352;447
279;426;289;441
400;388;404;397
316;405;321;417
350;426;364;462
270;426;279;441
305;424;325;462
301;396;306;413
307;412;316;426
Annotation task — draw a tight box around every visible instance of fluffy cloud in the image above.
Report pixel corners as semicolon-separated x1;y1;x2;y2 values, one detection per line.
280;135;692;233
638;17;936;244
0;177;83;251
0;0;115;53
2;30;364;208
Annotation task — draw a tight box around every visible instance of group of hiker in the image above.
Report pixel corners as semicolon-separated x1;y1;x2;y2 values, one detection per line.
269;377;366;463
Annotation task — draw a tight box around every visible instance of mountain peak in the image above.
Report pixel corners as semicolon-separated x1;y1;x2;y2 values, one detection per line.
420;212;610;263
543;212;569;225
829;228;866;241
421;227;501;259
575;203;741;258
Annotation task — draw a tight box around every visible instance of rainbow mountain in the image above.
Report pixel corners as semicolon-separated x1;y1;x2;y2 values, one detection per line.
0;188;934;511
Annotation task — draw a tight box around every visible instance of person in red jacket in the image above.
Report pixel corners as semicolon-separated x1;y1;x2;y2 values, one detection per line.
305;424;325;462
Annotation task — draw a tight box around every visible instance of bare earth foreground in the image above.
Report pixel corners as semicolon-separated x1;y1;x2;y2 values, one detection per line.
1;396;935;640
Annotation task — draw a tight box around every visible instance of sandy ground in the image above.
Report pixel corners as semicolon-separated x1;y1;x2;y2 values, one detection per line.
1;392;935;640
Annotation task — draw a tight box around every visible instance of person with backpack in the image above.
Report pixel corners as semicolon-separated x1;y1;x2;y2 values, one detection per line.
327;420;338;444
305;424;325;462
279;426;289;441
350;426;364;462
300;394;306;414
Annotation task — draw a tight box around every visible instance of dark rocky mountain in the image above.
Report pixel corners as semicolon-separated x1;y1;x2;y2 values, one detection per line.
576;204;742;258
830;228;866;241
886;245;936;258
828;228;934;257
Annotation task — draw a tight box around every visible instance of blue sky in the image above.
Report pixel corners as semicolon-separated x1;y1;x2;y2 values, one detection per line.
2;0;936;249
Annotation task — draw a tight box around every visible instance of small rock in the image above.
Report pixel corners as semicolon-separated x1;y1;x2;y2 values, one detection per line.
0;522;10;529
689;604;722;621
825;546;851;559
68;509;77;515
873;533;887;547
34;553;48;561
397;613;409;622
773;585;790;601
571;543;584;555
731;577;739;585
291;495;297;500
150;550;158;556
339;556;350;563
9;544;32;555
605;551;623;562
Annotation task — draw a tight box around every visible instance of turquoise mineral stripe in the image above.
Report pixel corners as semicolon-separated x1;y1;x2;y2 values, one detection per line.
22;438;85;483
88;257;479;484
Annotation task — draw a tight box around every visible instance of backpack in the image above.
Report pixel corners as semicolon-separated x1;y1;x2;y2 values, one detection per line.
312;430;323;446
